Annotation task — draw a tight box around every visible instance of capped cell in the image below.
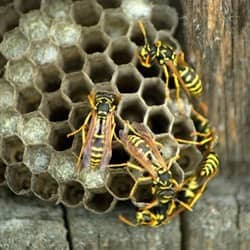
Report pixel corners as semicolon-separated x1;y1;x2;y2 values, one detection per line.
0;79;15;109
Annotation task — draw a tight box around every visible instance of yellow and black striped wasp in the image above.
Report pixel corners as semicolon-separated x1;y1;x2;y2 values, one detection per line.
67;85;120;171
138;21;203;106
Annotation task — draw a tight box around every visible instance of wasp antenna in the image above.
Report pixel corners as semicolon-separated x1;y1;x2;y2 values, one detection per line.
119;214;137;227
138;20;148;44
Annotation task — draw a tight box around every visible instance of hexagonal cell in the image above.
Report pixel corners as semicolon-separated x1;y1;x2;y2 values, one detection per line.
113;65;141;94
119;96;146;123
102;11;129;38
50;123;73;151
0;79;15;109
72;0;101;27
17;87;42;114
142;78;165;106
97;0;121;9
0;159;7;184
42;93;70;122
150;5;178;33
172;116;196;141
36;65;62;92
84;191;116;214
82;28;109;54
61;46;85;73
109;37;135;65
23;144;52;174
105;168;135;200
0;28;29;59
15;0;41;13
60;181;84;207
31;172;58;201
19;10;51;41
86;54;115;83
6;163;32;195
2;135;24;164
177;145;203;175
62;72;93;103
109;144;130;164
0;6;19;34
136;59;161;78
146;107;173;134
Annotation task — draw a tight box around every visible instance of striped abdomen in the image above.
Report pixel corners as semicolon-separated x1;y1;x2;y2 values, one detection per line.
200;152;219;176
89;135;105;169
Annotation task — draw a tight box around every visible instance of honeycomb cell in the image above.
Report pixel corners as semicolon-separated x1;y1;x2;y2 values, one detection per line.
21;113;50;144
62;72;93;103
17;87;42;114
61;46;85;73
119;96;146;123
109;144;130;164
84;191;116;214
97;0;121;9
113;65;142;94
109;37;135;65
36;64;62;92
172;116;195;141
82;28;109;54
0;109;22;136
105;168;135;200
150;5;178;33
142;78;165;106
171;162;184;185
72;0;101;27
0;159;7;184
177;145;203;175
15;0;41;13
6;163;32;194
49;123;74;152
30;41;59;65
5;59;36;89
146;107;173;134
2;135;24;164
0;5;19;34
50;21;81;47
31;172;59;201
86;54;115;83
19;10;51;41
0;79;15;109
23;144;52;174
136;59;160;78
60;181;84;207
42;93;70;122
102;11;129;38
0;28;29;59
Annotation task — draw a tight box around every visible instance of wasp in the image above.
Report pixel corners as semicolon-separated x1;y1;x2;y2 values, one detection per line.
67;87;120;171
138;21;203;106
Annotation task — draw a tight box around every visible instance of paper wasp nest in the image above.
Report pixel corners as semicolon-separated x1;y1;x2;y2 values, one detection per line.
0;0;203;213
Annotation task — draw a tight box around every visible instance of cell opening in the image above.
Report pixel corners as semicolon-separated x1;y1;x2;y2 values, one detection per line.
136;60;160;78
82;29;109;54
109;145;130;164
142;79;165;106
87;55;114;83
61;181;84;206
64;73;92;103
69;105;91;131
17;87;42;114
120;99;146;123
147;110;171;134
103;13;129;38
6;163;31;194
97;0;121;8
2;135;24;164
15;0;41;13
50;125;74;151
72;1;101;27
115;67;141;93
133;182;153;204
177;155;190;171
0;53;7;77
0;6;19;33
37;65;62;92
172;119;194;141
32;173;58;201
0;159;6;184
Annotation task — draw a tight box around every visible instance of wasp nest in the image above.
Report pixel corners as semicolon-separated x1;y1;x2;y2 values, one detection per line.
0;0;203;214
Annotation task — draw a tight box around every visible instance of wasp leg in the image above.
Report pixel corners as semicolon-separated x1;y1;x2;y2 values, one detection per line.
143;200;159;210
172;74;185;113
119;214;137;227
162;64;171;101
176;137;213;146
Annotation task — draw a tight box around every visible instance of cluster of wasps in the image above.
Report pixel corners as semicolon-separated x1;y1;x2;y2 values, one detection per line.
67;21;219;227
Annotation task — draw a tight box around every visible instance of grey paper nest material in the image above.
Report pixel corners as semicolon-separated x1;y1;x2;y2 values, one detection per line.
0;0;203;214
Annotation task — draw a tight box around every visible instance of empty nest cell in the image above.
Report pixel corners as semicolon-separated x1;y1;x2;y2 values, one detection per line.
31;172;58;201
0;159;7;184
172;117;195;141
136;59;161;78
17;87;42;114
61;181;84;206
61;46;85;73
114;65;141;94
6;163;32;194
82;28;109;54
109;144;130;165
15;0;41;13
97;0;121;9
2;135;24;164
72;0;101;27
131;181;154;206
